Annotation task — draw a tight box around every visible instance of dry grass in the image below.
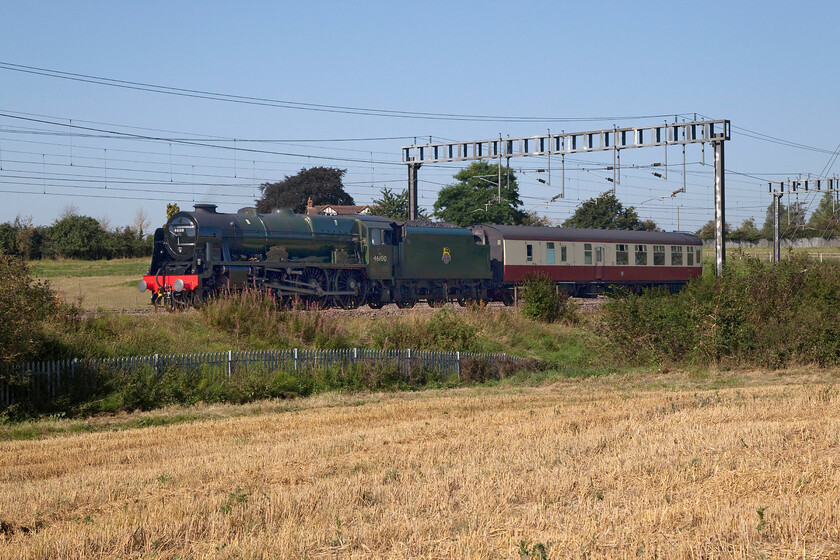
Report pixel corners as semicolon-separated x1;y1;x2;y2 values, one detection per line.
49;275;151;311
2;370;839;559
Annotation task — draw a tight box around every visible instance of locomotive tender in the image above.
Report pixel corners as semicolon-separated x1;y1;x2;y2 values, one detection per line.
138;204;702;310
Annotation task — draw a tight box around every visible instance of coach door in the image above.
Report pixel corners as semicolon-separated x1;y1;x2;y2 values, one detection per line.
594;245;605;281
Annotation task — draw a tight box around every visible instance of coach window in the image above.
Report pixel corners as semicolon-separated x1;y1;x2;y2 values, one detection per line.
616;244;629;265
526;244;533;262
635;244;647;265
696;247;702;264
671;245;683;265
561;245;567;262
686;246;694;266
546;242;555;264
584;243;592;265
653;245;665;265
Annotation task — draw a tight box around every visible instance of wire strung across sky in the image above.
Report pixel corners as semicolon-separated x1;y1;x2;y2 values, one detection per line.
1;63;838;231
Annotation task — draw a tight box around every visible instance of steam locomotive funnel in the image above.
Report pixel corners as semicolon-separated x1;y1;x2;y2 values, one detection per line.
194;204;218;213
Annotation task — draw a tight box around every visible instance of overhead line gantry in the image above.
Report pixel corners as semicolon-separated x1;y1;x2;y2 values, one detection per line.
768;176;840;263
402;119;730;276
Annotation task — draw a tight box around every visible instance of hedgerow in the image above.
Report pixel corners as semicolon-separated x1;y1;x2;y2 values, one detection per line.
601;255;840;367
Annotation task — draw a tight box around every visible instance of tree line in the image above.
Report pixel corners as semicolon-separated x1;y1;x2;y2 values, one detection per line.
257;164;656;230
0;211;152;260
9;164;836;262
696;193;840;242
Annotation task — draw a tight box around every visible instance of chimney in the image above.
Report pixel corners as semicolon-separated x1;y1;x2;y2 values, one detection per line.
307;196;313;208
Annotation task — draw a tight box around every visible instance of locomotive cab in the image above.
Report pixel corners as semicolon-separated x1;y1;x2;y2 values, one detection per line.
364;224;395;279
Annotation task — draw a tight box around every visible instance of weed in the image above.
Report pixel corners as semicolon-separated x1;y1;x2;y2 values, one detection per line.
332;517;346;547
220;486;249;514
518;539;550;560
756;506;767;533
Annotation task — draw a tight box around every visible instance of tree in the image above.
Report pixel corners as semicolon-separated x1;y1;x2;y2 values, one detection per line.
14;216;45;260
807;192;840;238
0;255;58;363
368;187;427;221
166;203;181;223
97;215;111;232
521;211;553;227
47;215;107;259
639;219;660;232
256;167;354;214
433;162;526;227
59;203;80;220
133;208;151;238
761;199;807;239
730;218;761;243
696;220;731;241
0;222;19;256
562;193;646;230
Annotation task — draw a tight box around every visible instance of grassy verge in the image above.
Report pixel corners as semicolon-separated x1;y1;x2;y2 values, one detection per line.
4;294;602;418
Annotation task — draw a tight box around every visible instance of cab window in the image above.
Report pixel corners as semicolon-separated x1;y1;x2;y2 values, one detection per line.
371;229;381;245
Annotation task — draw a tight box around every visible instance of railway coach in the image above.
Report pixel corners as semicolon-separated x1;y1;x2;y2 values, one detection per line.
471;225;702;297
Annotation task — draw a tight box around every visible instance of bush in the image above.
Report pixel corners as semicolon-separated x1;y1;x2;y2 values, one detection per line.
0;256;60;363
601;255;840;367
520;272;569;323
371;308;480;352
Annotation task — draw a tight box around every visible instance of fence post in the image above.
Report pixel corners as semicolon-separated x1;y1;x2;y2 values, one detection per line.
456;351;461;380
227;350;232;380
294;348;298;371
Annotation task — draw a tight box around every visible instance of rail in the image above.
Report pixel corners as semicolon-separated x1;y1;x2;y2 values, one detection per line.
0;348;526;410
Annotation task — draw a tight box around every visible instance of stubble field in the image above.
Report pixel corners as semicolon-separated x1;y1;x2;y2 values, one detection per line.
2;370;839;559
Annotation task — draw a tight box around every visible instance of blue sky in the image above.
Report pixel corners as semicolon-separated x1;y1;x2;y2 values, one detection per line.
1;1;838;233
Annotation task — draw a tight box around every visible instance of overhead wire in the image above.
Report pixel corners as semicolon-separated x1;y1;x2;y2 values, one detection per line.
0;61;690;124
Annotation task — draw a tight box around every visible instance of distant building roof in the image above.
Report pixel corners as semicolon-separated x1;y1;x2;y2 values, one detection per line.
305;197;372;215
307;204;372;215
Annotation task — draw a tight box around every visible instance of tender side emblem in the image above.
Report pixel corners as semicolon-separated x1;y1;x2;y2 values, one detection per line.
442;247;451;264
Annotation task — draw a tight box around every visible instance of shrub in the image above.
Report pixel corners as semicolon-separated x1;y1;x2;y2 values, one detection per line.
520;272;569;323
0;256;60;363
371;308;480;352
601;255;840;367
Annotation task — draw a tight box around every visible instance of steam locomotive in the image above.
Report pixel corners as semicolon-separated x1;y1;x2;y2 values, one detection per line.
138;204;703;310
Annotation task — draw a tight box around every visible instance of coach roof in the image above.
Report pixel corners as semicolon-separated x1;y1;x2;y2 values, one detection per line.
477;224;702;245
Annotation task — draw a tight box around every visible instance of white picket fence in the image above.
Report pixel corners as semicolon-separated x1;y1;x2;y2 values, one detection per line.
0;348;525;409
